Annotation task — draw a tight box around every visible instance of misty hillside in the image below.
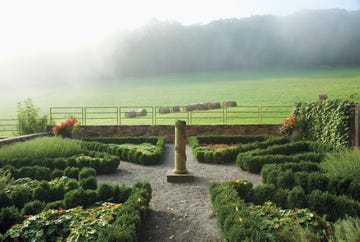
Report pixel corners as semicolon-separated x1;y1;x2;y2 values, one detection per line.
110;9;360;77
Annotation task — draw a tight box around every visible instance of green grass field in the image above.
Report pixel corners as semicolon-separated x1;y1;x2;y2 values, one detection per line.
1;67;360;129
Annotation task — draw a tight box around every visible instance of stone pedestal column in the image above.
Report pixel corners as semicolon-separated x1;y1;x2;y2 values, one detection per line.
173;120;188;174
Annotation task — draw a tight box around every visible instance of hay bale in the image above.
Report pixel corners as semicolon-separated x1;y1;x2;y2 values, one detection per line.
318;93;328;100
207;101;221;109
183;104;194;112
136;109;147;116
172;106;180;112
223;100;237;107
125;110;136;118
159;106;170;114
196;103;208;110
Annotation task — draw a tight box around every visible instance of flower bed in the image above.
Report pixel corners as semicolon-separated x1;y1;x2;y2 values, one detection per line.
188;135;288;163
81;136;165;165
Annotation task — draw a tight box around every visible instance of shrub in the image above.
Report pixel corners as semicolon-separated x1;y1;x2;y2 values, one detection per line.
33;181;51;202
49;183;65;201
276;170;295;189
321;149;360;182
64;167;80;179
252;184;277;205
80;176;97;190
10;186;32;209
333;217;360;242
64;188;97;209
287;186;307;208
0;190;13;208
44;200;65;210
51;169;64;179
21;200;45;216
0;206;21;234
113;185;132;203
97;183;114;202
17;98;47;135
53;158;67;170
307;172;329;192
78;167;96;181
64;179;80;192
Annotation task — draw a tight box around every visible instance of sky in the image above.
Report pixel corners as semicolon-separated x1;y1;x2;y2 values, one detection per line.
0;0;359;57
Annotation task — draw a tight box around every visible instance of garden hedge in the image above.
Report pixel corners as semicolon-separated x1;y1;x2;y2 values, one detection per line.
80;136;165;165
189;135;289;163
236;141;329;173
1;178;150;240
209;180;332;241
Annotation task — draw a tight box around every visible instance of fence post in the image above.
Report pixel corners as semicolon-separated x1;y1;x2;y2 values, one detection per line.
259;106;262;124
354;104;360;149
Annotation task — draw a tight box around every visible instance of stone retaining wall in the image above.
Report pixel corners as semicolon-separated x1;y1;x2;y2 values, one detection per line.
75;124;281;142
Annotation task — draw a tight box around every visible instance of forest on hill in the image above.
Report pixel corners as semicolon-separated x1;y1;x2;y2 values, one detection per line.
109;9;360;77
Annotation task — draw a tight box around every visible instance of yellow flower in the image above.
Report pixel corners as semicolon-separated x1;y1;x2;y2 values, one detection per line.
235;179;241;183
239;217;243;223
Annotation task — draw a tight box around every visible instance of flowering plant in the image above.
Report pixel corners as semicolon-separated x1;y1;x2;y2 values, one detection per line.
279;114;298;136
52;116;79;137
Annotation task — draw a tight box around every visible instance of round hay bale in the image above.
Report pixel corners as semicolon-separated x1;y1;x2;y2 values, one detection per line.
172;106;180;112
159;106;170;114
318;93;328;100
196;103;208;110
183;104;194;112
136;109;147;116
207;101;221;109
125;110;136;118
223;100;237;107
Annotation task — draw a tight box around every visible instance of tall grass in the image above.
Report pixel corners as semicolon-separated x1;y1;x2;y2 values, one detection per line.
320;149;360;181
0;137;82;161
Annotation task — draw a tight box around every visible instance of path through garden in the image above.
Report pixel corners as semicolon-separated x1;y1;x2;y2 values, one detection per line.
96;144;263;241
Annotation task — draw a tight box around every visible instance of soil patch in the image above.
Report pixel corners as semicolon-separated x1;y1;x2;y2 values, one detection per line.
199;143;244;151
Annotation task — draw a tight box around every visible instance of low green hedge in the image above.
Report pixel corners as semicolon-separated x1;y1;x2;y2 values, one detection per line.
0;150;120;175
81;136;165;165
1;177;147;239
2;181;151;241
209;180;332;241
189;135;288;163
236;141;329;173
261;164;360;200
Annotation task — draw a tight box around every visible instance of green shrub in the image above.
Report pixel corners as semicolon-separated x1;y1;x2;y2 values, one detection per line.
44;200;65;210
287;186;307;208
307;172;329;192
53;157;67;170
64;188;97;209
49;183;65;201
64;179;80;192
97;183;114;202
293;99;354;148
16;98;47;135
51;169;64;179
0;206;21;234
64;167;80;179
0;137;82;162
21;200;45;216
252;184;277;205
0;190;13;208
321;149;360;182
272;188;289;208
80;176;97;190
10;186;32;209
276;170;295;189
78;167;96;180
33;181;51;202
333;217;360;242
113;185;132;203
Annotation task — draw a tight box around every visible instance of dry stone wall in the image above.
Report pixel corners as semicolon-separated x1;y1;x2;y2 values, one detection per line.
75;124;281;142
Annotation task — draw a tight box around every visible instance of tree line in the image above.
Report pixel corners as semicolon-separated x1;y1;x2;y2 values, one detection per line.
108;9;360;77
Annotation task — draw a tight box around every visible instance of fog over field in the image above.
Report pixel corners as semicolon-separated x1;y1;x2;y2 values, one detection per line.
0;0;359;116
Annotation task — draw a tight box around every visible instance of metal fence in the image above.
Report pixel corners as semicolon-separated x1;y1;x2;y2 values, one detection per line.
0;119;18;137
48;105;292;125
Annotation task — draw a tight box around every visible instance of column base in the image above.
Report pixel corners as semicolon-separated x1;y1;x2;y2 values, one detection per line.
167;169;194;182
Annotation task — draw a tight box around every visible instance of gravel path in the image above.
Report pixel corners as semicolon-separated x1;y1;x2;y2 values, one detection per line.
96;144;262;242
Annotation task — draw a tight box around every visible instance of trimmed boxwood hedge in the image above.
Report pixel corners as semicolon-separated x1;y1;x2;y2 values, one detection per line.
80;136;165;165
189;135;289;164
236;141;329;173
209;180;332;241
